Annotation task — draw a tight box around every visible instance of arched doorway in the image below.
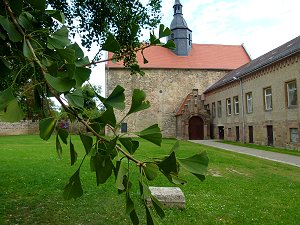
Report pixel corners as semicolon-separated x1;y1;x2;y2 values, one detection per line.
188;116;204;140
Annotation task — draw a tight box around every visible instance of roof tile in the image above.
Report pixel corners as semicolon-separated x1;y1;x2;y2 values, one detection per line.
106;44;250;70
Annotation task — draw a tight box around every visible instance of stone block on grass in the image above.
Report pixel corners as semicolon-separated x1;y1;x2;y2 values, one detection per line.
147;186;186;209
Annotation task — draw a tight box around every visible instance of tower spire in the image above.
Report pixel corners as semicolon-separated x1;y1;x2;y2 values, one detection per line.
168;0;192;56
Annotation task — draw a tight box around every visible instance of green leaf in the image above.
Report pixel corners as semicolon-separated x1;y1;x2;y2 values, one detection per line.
98;85;125;110
89;122;104;134
57;48;75;63
130;23;139;38
45;73;76;92
125;192;139;224
115;161;128;190
192;173;206;182
63;169;83;200
119;138;139;154
151;194;165;219
158;152;178;176
141;50;148;64
58;128;69;144
80;133;93;155
65;90;84;108
127;89;150;116
93;153;114;185
46;10;65;24
47;26;70;49
67;43;84;59
75;56;90;67
159;24;171;38
0;87;15;111
39;117;57;140
67;64;77;78
27;0;46;11
98;107;116;127
178;151;209;176
143;163;158;181
150;32;160;45
70;139;77;166
1;99;24;122
102;32;120;53
145;204;158;225
135;124;162;146
163;40;176;50
170;175;187;185
23;40;34;59
130;64;145;76
0;16;22;42
18;12;36;30
56;134;62;158
169;140;180;154
73;67;91;88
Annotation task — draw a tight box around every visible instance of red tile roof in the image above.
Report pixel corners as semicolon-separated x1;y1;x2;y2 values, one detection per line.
106;44;251;70
175;94;191;116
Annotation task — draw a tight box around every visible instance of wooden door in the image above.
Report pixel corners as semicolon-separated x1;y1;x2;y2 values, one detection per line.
189;117;204;140
249;126;254;143
267;125;273;146
218;126;224;140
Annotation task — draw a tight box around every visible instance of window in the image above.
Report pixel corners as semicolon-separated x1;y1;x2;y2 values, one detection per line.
264;87;272;110
217;101;222;118
121;123;127;133
226;98;232;115
290;128;299;143
212;102;216;118
286;80;297;107
246;92;253;113
233;96;239;114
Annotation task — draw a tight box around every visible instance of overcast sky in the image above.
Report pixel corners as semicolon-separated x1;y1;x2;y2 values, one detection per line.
90;0;300;93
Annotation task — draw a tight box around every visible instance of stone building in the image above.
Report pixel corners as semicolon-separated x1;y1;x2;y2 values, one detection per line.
105;0;250;138
204;35;300;149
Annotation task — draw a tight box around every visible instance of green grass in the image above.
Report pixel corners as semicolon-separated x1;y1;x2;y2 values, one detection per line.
0;135;299;225
220;140;300;156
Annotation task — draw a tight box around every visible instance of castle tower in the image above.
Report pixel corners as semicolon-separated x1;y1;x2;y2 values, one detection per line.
168;0;192;56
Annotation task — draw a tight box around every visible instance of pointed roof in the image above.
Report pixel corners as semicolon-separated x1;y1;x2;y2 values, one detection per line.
170;0;188;30
106;44;251;70
204;35;300;93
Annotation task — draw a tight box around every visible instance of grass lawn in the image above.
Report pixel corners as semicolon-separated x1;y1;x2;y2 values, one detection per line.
220;140;300;157
0;135;299;225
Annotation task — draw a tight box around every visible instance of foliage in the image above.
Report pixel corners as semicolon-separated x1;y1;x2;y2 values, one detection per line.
0;1;206;224
47;0;162;61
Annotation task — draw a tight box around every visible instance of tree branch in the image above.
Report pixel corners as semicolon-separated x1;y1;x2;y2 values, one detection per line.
3;0;143;166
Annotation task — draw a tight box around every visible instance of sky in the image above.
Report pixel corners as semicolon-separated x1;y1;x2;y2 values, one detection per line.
89;0;300;94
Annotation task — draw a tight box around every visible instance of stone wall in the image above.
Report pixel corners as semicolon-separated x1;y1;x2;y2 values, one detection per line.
205;53;300;149
106;68;228;137
0;121;39;136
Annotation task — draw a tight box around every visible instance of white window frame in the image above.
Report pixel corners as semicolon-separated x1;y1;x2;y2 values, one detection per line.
290;128;299;143
233;96;239;115
226;98;232;116
217;101;222;118
264;87;272;111
212;102;216;118
287;80;297;107
246;92;253;113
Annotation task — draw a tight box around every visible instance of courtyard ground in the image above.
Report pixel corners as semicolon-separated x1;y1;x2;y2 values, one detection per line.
0;135;299;224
